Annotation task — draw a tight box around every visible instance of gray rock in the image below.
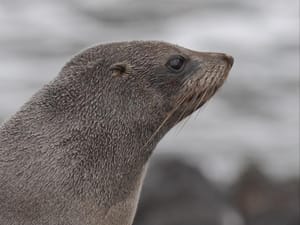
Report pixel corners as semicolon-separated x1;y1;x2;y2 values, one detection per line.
133;156;243;225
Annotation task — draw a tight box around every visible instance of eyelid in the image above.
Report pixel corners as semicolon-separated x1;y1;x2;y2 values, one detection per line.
169;55;185;61
169;55;189;65
166;55;187;73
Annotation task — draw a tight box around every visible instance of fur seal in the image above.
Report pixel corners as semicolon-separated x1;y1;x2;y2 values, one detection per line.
0;41;233;225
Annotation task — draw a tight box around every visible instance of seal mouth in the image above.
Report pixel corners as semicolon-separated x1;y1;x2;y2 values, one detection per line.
142;61;231;149
142;52;233;149
173;62;230;122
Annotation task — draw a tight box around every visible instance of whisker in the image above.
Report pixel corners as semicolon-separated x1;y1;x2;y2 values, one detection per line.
194;88;209;111
194;89;210;119
142;68;224;150
174;91;196;135
176;92;195;124
176;112;193;134
176;81;209;134
141;96;188;150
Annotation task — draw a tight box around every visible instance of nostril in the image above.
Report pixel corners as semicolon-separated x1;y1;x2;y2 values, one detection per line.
223;54;234;68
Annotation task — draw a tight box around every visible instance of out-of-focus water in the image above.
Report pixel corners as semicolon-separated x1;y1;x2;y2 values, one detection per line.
0;0;298;183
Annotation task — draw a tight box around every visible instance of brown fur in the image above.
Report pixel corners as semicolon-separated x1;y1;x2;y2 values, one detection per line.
0;41;233;225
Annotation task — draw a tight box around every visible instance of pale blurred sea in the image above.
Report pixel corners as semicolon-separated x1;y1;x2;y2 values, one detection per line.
0;0;299;183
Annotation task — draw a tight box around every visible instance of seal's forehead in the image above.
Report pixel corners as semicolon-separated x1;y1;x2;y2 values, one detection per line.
132;41;183;54
70;41;187;68
109;41;184;57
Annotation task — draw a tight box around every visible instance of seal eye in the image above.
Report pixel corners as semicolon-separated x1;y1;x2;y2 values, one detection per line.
166;55;186;72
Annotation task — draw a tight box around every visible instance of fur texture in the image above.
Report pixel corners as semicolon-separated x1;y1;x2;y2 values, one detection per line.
0;41;233;225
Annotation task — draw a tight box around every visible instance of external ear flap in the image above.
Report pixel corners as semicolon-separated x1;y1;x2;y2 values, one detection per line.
109;63;128;77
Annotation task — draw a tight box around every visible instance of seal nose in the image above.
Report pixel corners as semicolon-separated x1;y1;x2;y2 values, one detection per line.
222;54;234;68
200;52;234;68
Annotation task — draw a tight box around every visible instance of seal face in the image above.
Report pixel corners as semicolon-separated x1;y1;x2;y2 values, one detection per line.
0;41;233;225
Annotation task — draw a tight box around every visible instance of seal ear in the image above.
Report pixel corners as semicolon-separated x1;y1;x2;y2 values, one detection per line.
109;63;129;77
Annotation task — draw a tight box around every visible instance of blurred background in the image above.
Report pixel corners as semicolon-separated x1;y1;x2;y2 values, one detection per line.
0;0;299;224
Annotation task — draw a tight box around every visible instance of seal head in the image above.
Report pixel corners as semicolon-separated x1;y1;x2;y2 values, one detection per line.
0;41;233;225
